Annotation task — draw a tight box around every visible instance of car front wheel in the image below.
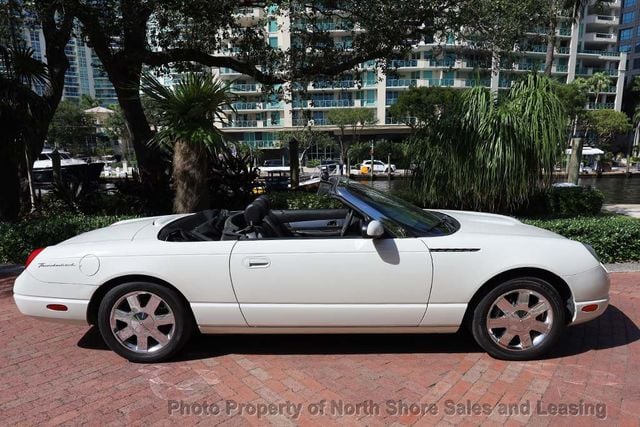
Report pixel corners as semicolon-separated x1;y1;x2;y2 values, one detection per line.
471;277;565;360
97;282;193;363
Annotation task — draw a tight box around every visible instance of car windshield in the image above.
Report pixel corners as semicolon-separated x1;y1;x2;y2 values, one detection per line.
340;181;458;237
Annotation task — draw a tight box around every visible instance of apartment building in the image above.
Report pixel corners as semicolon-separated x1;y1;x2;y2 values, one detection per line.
618;0;640;77
215;3;627;151
25;27;118;106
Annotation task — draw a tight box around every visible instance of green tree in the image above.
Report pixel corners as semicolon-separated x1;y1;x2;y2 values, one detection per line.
587;72;612;106
0;2;73;220
79;95;100;109
389;86;463;131
326;108;376;170
47;100;94;152
141;73;234;213
410;74;566;212
64;0;543;204
554;78;589;184
280;127;335;164
586;110;632;154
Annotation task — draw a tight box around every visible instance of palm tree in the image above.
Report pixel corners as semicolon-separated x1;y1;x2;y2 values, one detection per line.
141;73;234;213
410;74;566;212
587;72;612;107
0;46;50;218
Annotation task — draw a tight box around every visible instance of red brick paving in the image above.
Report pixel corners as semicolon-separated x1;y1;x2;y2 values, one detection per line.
1;273;639;426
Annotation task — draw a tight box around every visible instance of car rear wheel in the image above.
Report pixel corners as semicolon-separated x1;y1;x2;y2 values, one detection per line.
471;277;565;360
97;282;193;363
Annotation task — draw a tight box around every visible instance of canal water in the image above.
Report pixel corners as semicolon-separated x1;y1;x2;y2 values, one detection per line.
358;176;640;204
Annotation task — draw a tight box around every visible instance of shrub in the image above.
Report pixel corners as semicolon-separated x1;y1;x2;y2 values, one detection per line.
523;215;640;263
268;191;342;210
521;186;604;218
0;214;130;265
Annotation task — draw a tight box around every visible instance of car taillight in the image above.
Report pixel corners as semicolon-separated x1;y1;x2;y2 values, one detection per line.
25;248;45;268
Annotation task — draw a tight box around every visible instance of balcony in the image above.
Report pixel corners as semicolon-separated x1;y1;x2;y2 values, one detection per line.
576;68;618;76
312;99;355;108
230;83;258;92
390;59;419;68
385;116;417;125
578;48;620;57
426;79;454;87
230;102;259;110
233;7;264;24
244;140;281;149
587;102;615;110
583;32;617;43
386;79;417;87
311;80;356;89
584;14;619;26
227;120;258;128
464;79;491;87
292;118;330;126
427;59;457;67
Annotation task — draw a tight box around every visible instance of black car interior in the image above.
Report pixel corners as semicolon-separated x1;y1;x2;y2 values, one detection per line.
159;195;365;242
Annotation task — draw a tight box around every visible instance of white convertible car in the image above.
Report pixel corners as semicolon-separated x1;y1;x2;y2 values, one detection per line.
14;178;609;363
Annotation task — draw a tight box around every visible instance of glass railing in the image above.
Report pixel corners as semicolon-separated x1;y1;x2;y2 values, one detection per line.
588;102;615;110
385;116;417;125
557;47;571;54
576;68;618;76
428;60;457;67
578;49;619;57
230;84;257;92
427;79;454;87
386;79;417;87
230;120;258;127
464;79;491;87
232;102;258;110
390;59;418;68
312;99;354;107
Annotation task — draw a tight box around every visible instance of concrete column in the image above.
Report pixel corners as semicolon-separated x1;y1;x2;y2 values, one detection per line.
376;67;386;125
567;20;580;83
615;52;627;112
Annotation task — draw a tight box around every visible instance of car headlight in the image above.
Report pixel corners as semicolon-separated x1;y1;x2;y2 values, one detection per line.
583;243;600;262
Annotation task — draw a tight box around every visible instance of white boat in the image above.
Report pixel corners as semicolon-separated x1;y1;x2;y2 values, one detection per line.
32;149;104;183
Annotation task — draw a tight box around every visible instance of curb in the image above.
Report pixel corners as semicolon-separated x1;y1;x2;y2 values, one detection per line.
0;264;24;278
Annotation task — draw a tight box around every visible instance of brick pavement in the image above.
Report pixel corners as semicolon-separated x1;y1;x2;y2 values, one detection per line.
1;273;639;426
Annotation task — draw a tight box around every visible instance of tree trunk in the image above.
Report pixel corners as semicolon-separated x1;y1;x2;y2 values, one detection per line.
567;137;584;185
289;138;300;188
172;141;209;214
544;21;557;76
111;68;171;212
0;145;21;221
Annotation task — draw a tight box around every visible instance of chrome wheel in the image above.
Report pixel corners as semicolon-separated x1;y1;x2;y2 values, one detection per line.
109;291;175;353
486;289;553;351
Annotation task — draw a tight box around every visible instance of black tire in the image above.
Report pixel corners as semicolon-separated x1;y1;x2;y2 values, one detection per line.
97;282;193;363
470;277;565;361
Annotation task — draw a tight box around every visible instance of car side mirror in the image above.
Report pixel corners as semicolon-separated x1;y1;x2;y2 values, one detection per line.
362;220;385;239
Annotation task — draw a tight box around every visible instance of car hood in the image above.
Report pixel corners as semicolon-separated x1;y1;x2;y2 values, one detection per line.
433;209;564;239
58;214;186;245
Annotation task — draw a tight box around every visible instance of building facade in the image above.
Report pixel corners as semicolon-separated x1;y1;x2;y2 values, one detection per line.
619;0;640;78
25;27;118;106
214;3;627;151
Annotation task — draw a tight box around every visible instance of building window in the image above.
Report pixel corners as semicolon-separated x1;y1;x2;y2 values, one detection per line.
634;58;640;69
620;28;634;41
620;44;632;53
624;0;636;7
623;12;635;24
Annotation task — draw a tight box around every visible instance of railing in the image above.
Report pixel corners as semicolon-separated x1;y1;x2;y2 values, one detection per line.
428;59;457;67
312;99;354;108
231;102;258;110
557;47;571;54
465;79;491;87
555;64;569;72
426;78;454;87
244;140;281;149
230;84;257;92
227;120;258;127
588;102;615;110
576;68;618;76
293;118;330;126
578;49;620;57
385;116;417;125
390;59;418;68
499;80;513;88
386;79;417;87
312;80;355;88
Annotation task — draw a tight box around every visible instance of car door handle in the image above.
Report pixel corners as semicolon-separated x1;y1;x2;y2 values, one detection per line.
244;257;270;268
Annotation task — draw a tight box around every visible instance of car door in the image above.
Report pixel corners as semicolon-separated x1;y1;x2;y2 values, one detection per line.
229;237;433;326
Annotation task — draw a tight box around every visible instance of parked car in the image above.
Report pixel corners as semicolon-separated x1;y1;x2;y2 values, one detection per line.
361;160;396;173
14;177;609;363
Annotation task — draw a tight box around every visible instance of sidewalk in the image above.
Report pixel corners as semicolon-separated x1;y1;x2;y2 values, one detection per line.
603;204;640;218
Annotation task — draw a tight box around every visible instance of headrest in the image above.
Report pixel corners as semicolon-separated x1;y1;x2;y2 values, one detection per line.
244;202;265;225
253;195;271;211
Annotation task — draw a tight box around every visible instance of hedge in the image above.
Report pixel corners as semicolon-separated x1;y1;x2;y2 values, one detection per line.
523;215;640;264
0;214;129;265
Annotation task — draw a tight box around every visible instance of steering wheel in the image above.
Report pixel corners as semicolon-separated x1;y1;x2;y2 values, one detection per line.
340;209;354;237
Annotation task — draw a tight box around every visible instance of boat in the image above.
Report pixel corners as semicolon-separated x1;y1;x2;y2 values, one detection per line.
32;149;104;184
